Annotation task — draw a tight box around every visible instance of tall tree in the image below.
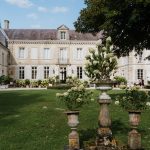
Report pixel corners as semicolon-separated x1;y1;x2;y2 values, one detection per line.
74;0;150;56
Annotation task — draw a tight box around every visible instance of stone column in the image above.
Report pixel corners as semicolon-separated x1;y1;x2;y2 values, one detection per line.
96;85;112;146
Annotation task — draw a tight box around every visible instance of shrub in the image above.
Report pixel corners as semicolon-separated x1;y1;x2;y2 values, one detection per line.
30;80;38;87
119;85;127;89
41;80;49;87
116;87;150;111
0;75;13;84
25;79;30;85
16;80;26;87
66;76;82;86
114;76;127;85
37;80;42;86
56;84;93;110
85;36;117;82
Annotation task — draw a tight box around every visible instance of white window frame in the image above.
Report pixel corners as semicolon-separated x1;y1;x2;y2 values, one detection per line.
19;47;25;59
76;48;82;60
60;31;66;40
44;48;50;59
60;48;67;61
31;48;38;59
77;66;82;79
44;66;50;79
137;69;143;79
19;66;25;79
31;66;37;79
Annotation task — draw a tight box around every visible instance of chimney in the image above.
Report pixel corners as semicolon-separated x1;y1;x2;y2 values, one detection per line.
4;20;9;29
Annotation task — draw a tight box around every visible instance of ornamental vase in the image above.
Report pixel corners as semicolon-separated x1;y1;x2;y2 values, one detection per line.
65;111;80;150
128;111;141;128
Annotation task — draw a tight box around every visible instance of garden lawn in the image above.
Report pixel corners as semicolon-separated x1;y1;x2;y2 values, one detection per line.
0;89;150;150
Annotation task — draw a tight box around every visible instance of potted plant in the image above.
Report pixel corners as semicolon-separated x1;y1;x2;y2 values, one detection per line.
56;84;93;149
25;79;30;88
37;79;42;88
116;87;150;149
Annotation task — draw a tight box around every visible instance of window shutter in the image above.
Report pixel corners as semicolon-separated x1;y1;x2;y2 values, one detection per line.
16;49;19;59
24;48;28;59
73;48;76;60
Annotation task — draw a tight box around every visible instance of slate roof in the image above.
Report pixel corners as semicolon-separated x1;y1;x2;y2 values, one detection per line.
0;30;7;47
4;29;99;41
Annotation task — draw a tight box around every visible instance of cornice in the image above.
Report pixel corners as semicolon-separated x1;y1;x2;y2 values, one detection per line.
8;40;97;45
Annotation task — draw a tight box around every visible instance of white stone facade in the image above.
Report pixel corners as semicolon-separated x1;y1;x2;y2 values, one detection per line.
7;40;96;82
1;23;150;85
116;49;150;85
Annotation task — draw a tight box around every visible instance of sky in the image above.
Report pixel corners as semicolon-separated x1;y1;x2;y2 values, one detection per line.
0;0;85;29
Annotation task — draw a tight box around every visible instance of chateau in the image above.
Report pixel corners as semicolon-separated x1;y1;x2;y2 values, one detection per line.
0;20;150;85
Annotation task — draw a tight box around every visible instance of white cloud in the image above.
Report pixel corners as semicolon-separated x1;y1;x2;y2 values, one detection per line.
31;24;41;29
27;13;38;19
38;6;48;13
51;6;68;13
5;0;33;8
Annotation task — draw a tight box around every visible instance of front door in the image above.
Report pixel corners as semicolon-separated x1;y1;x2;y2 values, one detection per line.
60;67;67;83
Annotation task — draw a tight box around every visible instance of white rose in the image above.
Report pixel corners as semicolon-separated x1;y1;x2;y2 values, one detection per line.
96;39;102;46
76;98;82;102
146;102;150;106
93;70;99;74
85;55;91;59
106;36;111;42
115;101;119;105
79;84;84;90
64;92;68;96
89;48;95;53
91;98;94;102
102;47;107;51
93;61;98;65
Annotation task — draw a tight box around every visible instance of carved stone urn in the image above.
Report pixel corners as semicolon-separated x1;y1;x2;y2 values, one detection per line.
65;111;80;150
96;81;114;146
128;111;141;150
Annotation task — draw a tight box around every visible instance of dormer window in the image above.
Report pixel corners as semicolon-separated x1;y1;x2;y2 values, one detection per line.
61;31;66;40
57;25;69;40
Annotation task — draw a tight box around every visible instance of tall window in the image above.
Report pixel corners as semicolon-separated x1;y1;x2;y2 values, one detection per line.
31;48;38;59
77;67;82;79
60;48;67;62
137;69;143;79
60;31;66;40
19;47;24;58
76;48;82;60
44;66;49;79
44;48;50;59
32;66;37;79
2;53;4;65
19;66;25;79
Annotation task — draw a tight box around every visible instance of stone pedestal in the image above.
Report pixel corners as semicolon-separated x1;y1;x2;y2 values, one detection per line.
128;111;142;150
65;111;80;150
96;84;112;145
128;129;141;150
69;128;80;150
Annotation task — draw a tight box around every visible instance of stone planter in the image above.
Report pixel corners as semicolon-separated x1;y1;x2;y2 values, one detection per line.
128;111;141;128
128;111;141;150
65;111;80;150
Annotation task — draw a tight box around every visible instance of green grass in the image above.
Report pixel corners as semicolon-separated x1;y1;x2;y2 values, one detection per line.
0;89;150;150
